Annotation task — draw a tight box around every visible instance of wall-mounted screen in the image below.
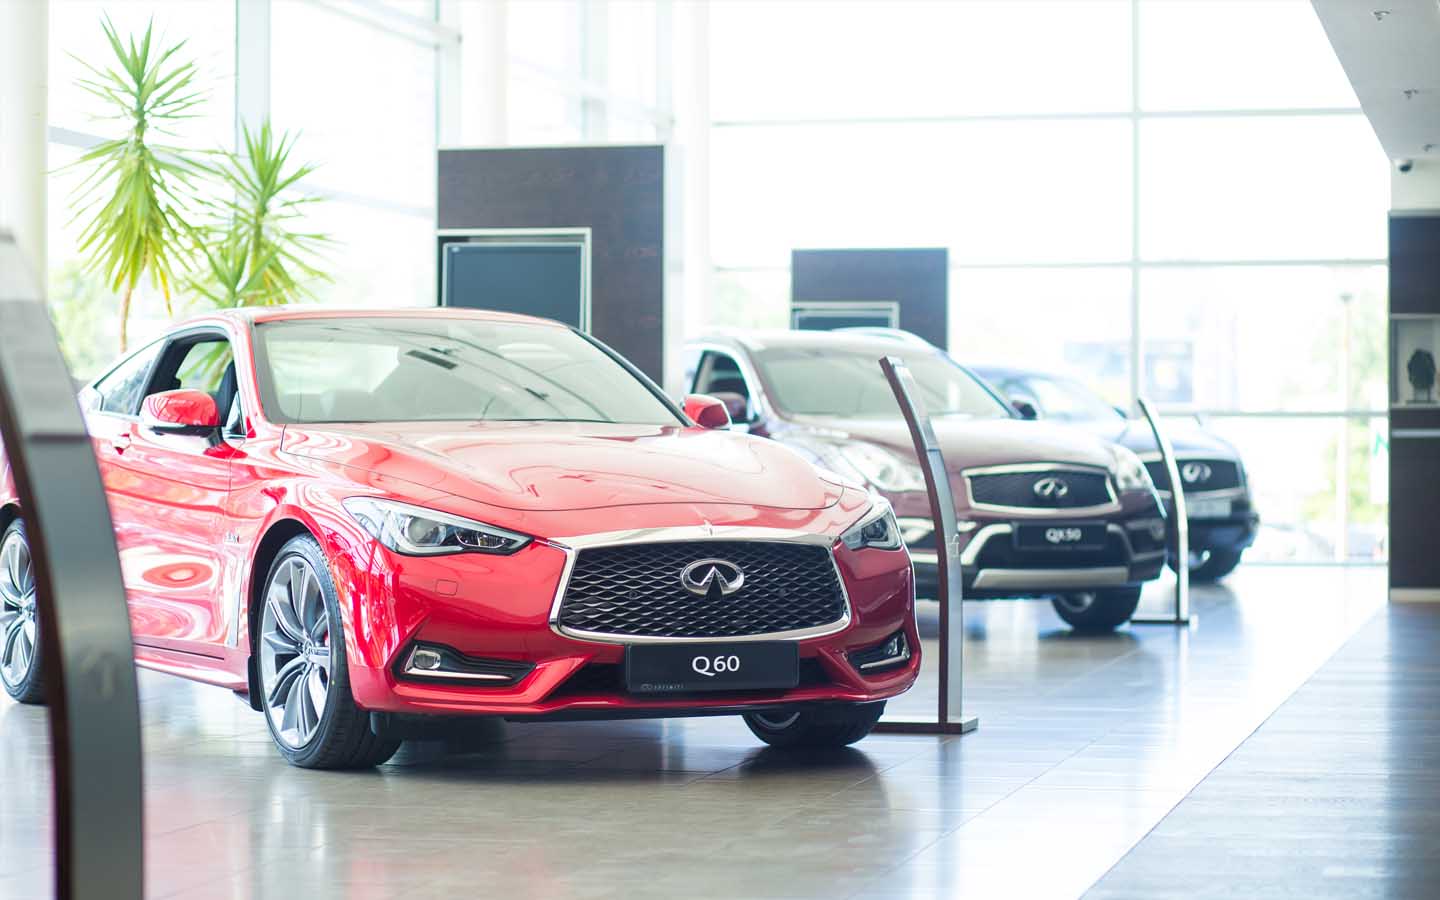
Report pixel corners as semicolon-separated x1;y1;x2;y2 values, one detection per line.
441;241;589;330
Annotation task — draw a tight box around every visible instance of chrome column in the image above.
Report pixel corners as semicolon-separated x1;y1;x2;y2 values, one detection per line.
1133;396;1192;625
875;355;977;735
0;233;143;899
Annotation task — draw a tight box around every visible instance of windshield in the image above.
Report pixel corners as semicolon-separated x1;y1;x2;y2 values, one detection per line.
1009;374;1124;422
754;346;1011;419
255;318;682;426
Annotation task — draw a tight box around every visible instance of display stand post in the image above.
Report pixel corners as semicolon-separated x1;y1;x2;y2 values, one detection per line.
0;233;143;900
873;356;977;735
1130;396;1192;626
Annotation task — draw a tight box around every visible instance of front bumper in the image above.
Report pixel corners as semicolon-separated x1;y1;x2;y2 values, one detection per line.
1175;495;1260;556
901;496;1168;600
341;526;920;719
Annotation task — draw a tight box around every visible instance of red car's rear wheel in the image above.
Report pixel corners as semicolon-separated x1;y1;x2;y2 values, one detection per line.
0;521;43;705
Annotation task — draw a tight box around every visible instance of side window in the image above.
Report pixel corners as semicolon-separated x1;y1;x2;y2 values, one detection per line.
94;342;164;415
694;351;751;401
142;336;241;431
171;340;235;396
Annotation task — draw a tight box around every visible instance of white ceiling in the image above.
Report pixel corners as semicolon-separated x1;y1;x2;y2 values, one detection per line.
1312;0;1440;160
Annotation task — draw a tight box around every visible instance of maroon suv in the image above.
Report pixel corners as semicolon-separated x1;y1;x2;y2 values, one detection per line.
683;330;1167;631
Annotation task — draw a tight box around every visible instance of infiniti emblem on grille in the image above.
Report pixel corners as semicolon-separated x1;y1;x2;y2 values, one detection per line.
1033;476;1070;500
1181;462;1212;484
680;559;745;599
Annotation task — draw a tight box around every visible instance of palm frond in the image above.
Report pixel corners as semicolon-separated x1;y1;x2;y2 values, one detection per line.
66;16;212;348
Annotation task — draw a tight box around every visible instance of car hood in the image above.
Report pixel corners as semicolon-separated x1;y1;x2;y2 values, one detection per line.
281;421;843;512
1071;417;1239;460
784;415;1120;472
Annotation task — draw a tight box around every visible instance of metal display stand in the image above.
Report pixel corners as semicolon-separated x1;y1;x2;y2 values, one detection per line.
0;233;143;899
1130;396;1192;626
873;356;977;735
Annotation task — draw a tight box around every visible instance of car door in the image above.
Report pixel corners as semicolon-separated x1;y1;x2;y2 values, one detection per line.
82;340;167;632
105;330;238;648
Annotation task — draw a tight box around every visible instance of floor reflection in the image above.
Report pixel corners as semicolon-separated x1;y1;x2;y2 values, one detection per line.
0;565;1385;899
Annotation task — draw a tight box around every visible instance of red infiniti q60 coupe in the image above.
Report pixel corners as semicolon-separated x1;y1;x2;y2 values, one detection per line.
0;309;918;768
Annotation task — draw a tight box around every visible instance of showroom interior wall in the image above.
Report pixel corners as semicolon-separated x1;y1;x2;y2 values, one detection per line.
1389;161;1440;598
38;0;1389;566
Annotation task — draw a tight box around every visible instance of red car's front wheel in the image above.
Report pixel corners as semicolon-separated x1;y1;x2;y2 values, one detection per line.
256;534;399;769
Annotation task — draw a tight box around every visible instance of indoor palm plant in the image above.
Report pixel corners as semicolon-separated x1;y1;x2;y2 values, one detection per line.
188;122;330;308
67;17;208;351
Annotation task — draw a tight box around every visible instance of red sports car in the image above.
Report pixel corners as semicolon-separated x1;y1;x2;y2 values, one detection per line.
0;309;918;768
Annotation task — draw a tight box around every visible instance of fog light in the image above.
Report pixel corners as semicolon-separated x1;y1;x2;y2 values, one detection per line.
399;643;535;685
848;630;912;674
410;648;443;671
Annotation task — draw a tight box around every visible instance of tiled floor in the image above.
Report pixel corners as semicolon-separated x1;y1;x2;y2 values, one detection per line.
1087;602;1440;900
0;566;1386;899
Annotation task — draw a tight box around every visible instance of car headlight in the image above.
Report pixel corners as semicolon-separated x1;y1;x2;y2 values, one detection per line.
342;498;531;556
1110;446;1154;494
841;499;905;551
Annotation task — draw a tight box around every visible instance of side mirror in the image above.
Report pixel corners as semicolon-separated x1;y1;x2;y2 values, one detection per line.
142;389;220;436
709;391;753;424
682;394;732;430
1011;398;1039;420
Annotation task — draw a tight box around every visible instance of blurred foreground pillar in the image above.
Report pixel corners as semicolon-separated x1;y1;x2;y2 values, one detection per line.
0;232;143;900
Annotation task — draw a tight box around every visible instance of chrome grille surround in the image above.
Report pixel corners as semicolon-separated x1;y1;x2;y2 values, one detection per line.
962;463;1120;516
544;526;854;645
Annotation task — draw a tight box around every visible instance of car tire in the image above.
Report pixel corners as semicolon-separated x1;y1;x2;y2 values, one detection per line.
255;534;400;769
1051;587;1142;632
0;520;44;705
743;702;885;749
1170;549;1244;584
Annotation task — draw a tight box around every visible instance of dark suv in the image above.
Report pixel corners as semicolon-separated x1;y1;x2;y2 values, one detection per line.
683;331;1167;631
973;365;1259;582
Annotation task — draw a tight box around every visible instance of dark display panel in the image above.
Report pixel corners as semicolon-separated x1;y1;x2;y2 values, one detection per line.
442;243;586;328
439;146;665;380
792;248;948;348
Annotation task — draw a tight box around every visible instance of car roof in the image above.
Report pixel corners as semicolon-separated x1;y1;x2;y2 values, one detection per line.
691;328;943;357
171;305;568;330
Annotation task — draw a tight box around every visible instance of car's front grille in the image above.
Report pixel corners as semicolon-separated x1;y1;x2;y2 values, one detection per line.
556;541;847;640
967;469;1113;510
1144;459;1242;493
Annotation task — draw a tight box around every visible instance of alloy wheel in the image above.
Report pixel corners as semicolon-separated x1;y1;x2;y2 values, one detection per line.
259;556;332;749
0;530;38;691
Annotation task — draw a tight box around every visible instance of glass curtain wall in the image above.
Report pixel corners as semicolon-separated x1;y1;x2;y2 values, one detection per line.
452;0;674;146
708;0;1390;563
45;0;442;379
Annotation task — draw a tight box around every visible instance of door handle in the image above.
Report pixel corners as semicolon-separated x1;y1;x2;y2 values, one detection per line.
111;434;132;454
